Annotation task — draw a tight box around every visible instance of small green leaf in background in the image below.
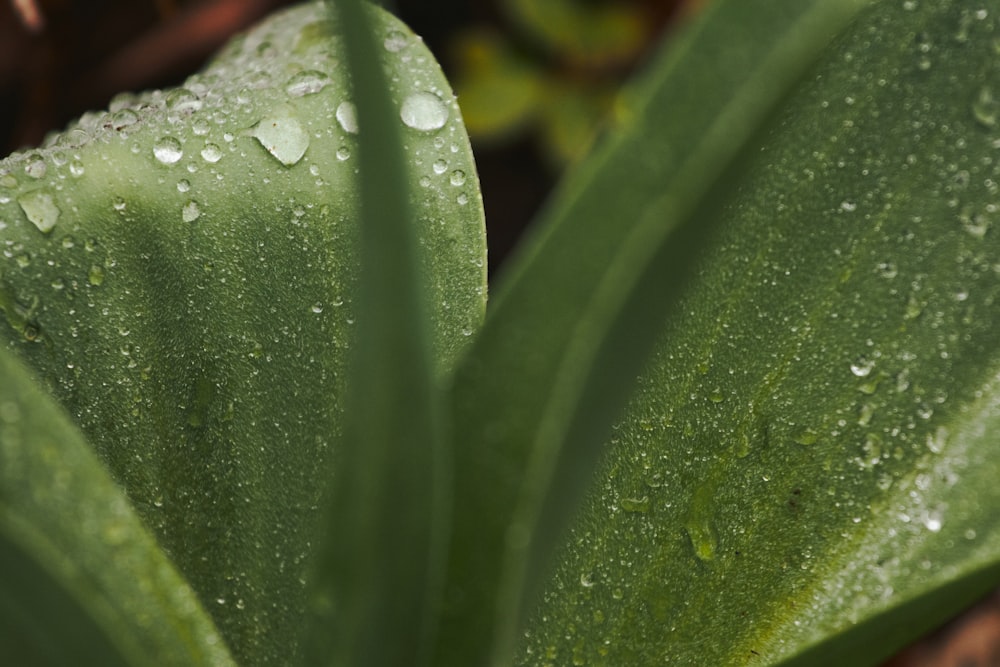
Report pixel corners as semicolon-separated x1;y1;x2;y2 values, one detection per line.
0;348;234;666
0;2;485;664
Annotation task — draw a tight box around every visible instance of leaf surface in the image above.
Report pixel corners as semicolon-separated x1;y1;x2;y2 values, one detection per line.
435;0;873;665
0;348;234;665
521;1;1000;665
0;3;485;663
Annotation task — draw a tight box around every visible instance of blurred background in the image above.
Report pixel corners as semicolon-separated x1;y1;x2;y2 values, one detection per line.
1;1;997;664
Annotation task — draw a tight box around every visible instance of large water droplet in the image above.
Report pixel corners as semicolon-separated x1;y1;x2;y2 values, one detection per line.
201;143;223;163
18;191;60;233
182;200;201;222
450;169;467;186
153;136;184;165
165;88;203;114
252;111;309;166
24;153;46;179
384;30;408;52
286;69;331;97
972;85;1000;128
850;355;875;377
400;92;449;131
111;109;140;131
336;102;358;134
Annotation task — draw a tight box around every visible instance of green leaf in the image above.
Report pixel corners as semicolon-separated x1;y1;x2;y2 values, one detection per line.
521;1;1000;665
301;1;453;665
0;2;485;664
0;348;233;665
435;0;873;665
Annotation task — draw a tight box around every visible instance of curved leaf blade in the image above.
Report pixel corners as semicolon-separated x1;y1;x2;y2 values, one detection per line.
522;1;1000;664
435;1;873;664
0;3;485;663
0;348;233;666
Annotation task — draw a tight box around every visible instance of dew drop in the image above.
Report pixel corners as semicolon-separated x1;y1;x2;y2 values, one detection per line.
88;265;105;286
252;111;309;166
18;191;60;233
286;69;331;97
840;200;857;212
336;146;351;161
111;109;139;130
182;200;201;222
972;85;1000;128
457;192;469;206
311;303;323;314
400;92;449;131
432;159;447;175
69;160;85;177
200;143;223;163
112;196;127;212
177;179;191;193
24;153;46;179
383;30;408;52
621;496;650;513
153;136;184;165
850;355;875;377
192;119;210;136
450;169;466;186
336;102;359;134
165;88;203;114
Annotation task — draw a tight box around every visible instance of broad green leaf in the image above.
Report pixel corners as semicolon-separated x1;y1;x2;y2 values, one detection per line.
0;348;233;665
521;1;1000;665
0;2;485;663
301;1;451;665
435;1;873;665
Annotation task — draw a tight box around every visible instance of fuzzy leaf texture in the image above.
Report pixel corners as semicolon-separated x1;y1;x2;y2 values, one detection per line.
0;3;486;665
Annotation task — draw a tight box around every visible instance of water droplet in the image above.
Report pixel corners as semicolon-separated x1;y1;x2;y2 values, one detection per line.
972;85;1000;128
336;146;351;161
252;111;309;166
621;496;650;513
840;200;857;212
876;261;898;278
69;160;85;177
24;153;46;179
432;159;447;175
400;92;449;131
958;204;992;238
850;355;875;377
113;196;127;212
311;303;323;314
111;109;139;131
153;136;184;165
383;30;408;52
286;69;331;97
182;200;201;222
18;191;60;233
192;119;210;136
457;192;469;206
89;265;105;286
579;572;595;588
165;88;203;114
200;143;223;163
335;102;359;134
177;179;191;193
450;169;466;186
